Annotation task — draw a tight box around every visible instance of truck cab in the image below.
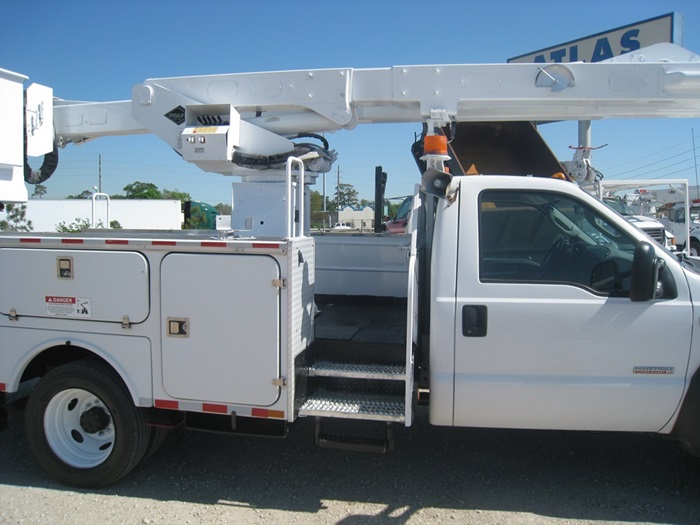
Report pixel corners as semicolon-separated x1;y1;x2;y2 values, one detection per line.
428;175;696;437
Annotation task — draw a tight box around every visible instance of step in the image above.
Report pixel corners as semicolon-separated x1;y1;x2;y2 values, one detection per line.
308;361;406;381
299;390;405;422
315;419;395;453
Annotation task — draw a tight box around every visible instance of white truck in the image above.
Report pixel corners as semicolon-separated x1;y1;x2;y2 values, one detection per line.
664;201;700;255
3;44;700;488
584;180;682;251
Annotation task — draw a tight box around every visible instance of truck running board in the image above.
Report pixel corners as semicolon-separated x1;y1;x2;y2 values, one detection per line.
315;418;395;453
299;389;405;422
308;361;406;381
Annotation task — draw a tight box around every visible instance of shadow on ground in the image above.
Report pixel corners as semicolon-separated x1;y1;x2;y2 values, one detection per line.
2;405;700;524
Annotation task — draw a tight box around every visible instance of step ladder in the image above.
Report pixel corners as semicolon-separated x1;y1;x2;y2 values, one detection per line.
302;360;407;422
298;337;414;452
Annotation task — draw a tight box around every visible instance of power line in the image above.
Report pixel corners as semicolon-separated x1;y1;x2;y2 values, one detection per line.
604;138;693;172
607;147;697;178
620;164;696;181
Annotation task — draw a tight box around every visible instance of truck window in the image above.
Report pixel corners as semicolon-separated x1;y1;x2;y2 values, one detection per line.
479;190;637;296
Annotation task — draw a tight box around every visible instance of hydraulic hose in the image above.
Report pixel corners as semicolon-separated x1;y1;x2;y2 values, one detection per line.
24;142;59;184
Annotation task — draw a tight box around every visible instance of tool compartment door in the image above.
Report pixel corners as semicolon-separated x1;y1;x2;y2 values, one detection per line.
0;248;149;322
160;253;281;406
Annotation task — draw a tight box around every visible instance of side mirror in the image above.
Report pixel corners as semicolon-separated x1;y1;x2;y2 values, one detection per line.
630;241;663;302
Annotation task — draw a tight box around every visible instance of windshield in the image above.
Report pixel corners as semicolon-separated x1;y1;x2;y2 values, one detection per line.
394;197;413;220
603;198;634;216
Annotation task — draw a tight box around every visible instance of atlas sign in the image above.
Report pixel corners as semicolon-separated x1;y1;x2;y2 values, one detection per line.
508;13;681;63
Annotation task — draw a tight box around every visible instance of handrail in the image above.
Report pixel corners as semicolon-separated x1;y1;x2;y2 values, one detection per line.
285;157;305;238
91;192;110;228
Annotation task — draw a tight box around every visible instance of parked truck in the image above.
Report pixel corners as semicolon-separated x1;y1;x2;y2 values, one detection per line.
583;179;681;251
663;201;700;255
3;44;700;488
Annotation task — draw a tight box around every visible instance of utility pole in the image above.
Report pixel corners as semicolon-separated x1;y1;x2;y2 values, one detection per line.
336;165;340;212
693;129;699;200
98;155;102;193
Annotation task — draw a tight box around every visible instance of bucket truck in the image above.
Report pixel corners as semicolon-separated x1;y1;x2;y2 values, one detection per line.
3;44;700;488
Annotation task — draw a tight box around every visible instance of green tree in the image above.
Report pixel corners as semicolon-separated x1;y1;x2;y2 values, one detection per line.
310;190;324;212
309;190;334;229
66;190;94;199
334;183;359;209
56;218;94;232
162;188;191;201
31;184;47;199
0;204;33;231
123;181;161;199
215;203;232;215
184;206;207;229
55;218;120;232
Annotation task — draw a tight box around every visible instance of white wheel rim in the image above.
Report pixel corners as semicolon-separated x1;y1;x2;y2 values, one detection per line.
44;388;115;468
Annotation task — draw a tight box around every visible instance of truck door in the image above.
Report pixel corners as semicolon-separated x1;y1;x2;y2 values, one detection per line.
452;187;692;432
160;253;281;406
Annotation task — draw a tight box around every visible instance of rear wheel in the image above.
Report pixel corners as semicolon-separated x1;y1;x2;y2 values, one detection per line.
25;360;151;488
144;426;170;460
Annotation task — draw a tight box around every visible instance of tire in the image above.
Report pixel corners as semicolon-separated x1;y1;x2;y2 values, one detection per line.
25;360;151;488
691;239;700;257
143;426;170;460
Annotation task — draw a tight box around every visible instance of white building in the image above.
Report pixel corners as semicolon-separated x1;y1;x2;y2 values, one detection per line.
1;199;184;231
338;205;375;231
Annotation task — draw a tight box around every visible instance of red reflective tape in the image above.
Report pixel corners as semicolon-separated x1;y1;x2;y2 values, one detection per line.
202;403;228;414
152;241;177;246
154;399;179;410
0;383;6;392
19;238;41;243
252;243;280;249
105;239;129;245
251;408;285;419
201;241;226;248
62;238;84;244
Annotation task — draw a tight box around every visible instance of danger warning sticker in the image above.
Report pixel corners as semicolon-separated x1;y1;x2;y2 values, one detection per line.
45;296;92;318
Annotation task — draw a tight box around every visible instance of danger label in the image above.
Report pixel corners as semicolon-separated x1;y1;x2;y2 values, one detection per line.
45;296;92;318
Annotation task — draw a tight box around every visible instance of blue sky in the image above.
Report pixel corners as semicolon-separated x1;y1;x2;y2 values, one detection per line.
2;0;700;204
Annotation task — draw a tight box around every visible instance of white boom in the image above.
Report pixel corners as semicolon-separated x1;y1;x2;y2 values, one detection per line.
4;43;700;199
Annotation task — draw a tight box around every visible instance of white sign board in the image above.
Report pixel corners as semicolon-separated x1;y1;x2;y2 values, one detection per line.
508;13;681;63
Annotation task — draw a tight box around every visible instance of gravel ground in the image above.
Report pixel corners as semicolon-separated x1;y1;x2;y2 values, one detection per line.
2;403;700;525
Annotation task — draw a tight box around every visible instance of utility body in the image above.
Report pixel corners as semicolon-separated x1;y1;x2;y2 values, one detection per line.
3;44;700;487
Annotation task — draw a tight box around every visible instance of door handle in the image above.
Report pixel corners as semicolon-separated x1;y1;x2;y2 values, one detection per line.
462;305;487;337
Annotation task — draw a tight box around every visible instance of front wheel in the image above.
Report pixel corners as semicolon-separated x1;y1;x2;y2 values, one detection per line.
690;239;700;257
25;360;151;488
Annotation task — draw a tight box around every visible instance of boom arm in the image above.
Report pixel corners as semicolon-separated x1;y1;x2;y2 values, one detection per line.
9;43;700;188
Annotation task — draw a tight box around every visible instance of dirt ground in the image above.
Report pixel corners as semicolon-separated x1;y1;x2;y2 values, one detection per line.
2;404;700;525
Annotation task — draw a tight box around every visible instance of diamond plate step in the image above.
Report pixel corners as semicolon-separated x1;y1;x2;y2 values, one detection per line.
308;361;406;381
299;390;405;422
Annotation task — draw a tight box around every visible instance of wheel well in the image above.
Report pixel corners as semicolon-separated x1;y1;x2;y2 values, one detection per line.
19;346;173;431
20;344;107;383
671;366;700;455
